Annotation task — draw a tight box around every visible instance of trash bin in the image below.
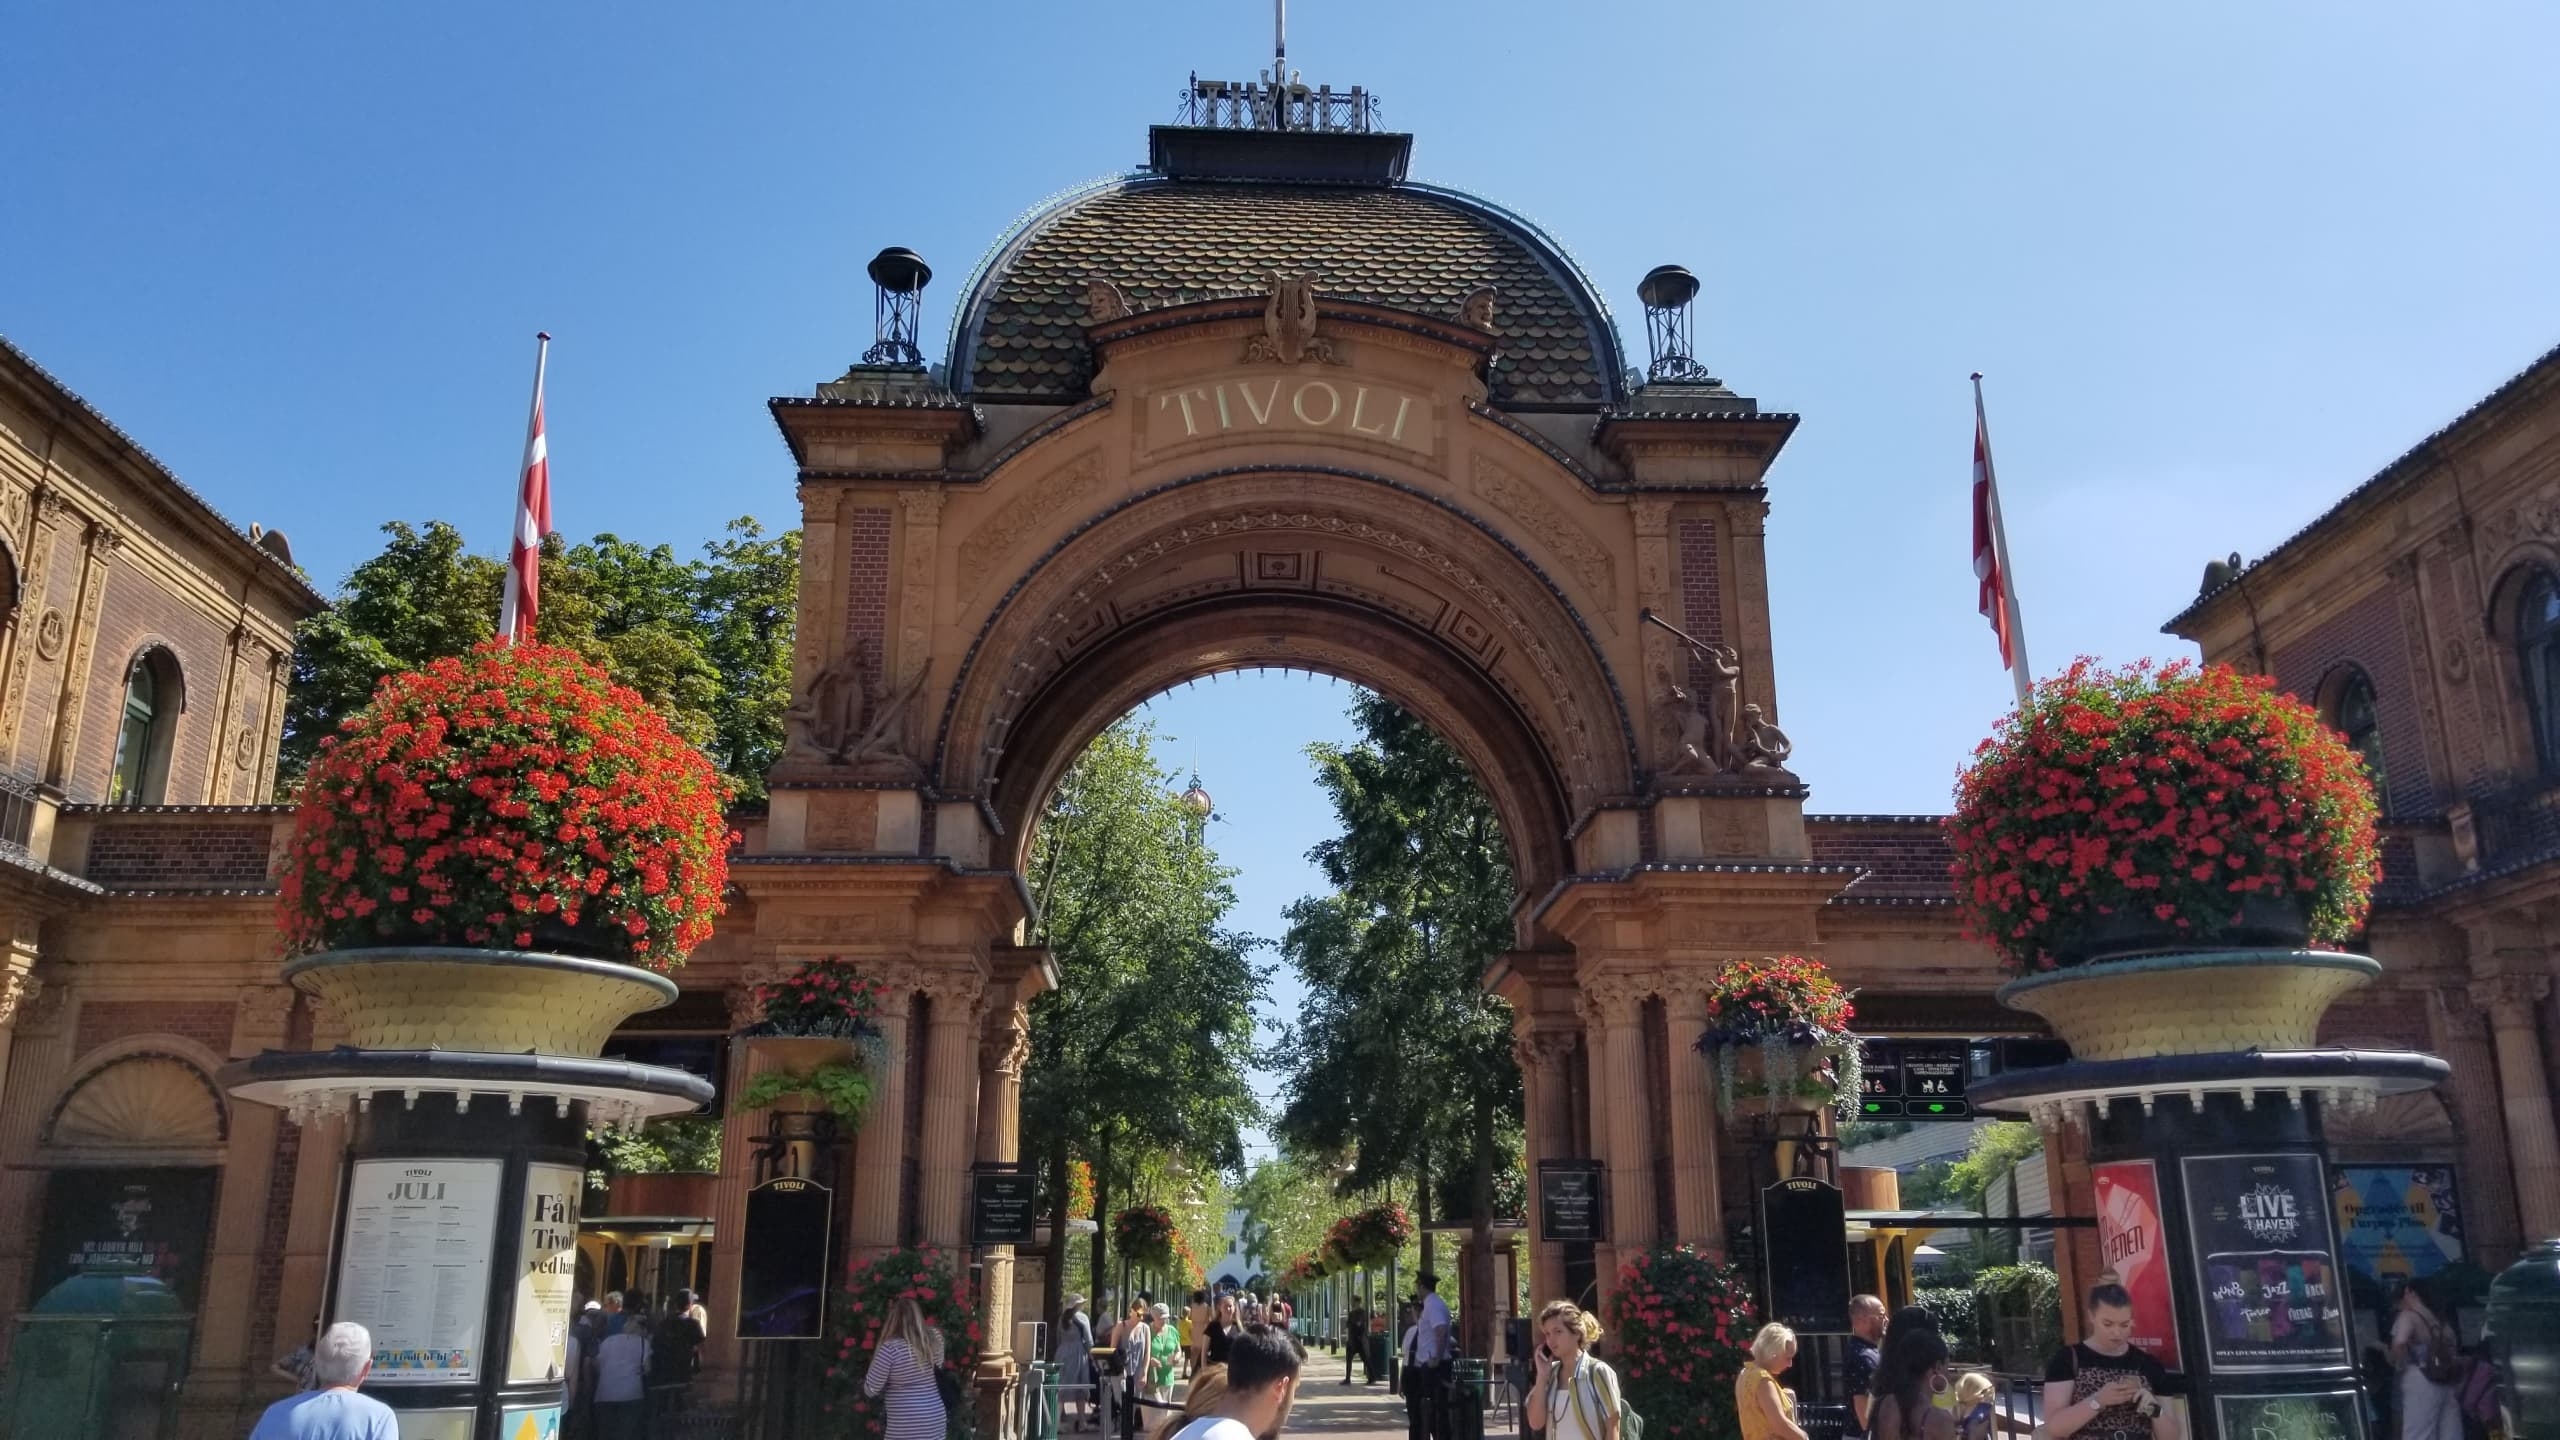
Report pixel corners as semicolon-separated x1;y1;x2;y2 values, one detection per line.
3;1274;192;1440
2490;1240;2560;1440
1449;1359;1489;1440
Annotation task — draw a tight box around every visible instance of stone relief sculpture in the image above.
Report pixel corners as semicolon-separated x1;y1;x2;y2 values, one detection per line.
1244;272;1338;365
782;639;926;776
1642;609;1797;781
1081;278;1133;324
1458;285;1499;332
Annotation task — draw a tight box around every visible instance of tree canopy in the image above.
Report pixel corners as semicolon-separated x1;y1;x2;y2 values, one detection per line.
281;517;798;800
1272;692;1523;1341
1020;719;1266;1312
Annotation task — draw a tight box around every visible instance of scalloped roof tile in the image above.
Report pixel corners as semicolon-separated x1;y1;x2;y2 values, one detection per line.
956;180;1620;409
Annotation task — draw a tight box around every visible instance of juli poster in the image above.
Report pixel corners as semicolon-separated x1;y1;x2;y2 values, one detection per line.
508;1163;583;1385
2093;1160;2183;1369
335;1157;502;1384
2181;1154;2351;1373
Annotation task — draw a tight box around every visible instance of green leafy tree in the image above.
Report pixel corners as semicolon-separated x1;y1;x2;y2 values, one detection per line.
1020;719;1265;1321
280;517;798;801
1274;692;1522;1352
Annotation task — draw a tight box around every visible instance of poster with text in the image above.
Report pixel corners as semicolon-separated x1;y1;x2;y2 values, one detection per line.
31;1168;217;1307
509;1163;583;1384
501;1404;564;1440
2213;1389;2365;1440
335;1158;502;1384
2332;1166;2464;1310
2093;1160;2182;1369
2182;1153;2351;1373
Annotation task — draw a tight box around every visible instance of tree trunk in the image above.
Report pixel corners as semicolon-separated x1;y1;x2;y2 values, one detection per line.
1416;1155;1436;1288
1044;1142;1070;1330
1466;1089;1497;1357
1092;1133;1113;1318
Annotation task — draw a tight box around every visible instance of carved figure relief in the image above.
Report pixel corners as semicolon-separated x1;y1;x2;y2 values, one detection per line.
32;608;63;661
1082;279;1133;324
783;638;926;777
1645;610;1796;781
1458;286;1498;333
1243;273;1339;365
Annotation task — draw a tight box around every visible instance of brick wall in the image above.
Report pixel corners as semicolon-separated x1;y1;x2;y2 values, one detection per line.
1677;517;1723;686
2269;584;2437;816
74;1000;235;1059
72;564;232;805
81;819;275;889
247;1121;301;1370
1805;815;1955;899
842;506;892;673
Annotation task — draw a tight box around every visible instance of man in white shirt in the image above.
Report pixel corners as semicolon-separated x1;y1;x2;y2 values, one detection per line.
1414;1274;1454;1440
247;1323;397;1440
1167;1325;1301;1440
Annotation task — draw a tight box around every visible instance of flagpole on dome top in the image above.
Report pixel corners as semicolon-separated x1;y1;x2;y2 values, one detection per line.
1972;371;2033;707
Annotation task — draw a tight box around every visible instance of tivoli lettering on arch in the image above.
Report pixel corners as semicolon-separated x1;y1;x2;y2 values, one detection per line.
1144;375;1435;459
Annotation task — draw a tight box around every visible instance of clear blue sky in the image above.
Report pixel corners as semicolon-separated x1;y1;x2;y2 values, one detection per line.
9;3;2558;1150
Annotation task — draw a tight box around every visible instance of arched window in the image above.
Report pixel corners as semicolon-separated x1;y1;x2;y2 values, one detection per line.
2521;574;2560;776
108;650;180;804
2327;668;2388;803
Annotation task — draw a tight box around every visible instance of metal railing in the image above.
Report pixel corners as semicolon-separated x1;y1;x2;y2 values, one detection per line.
1178;75;1380;133
0;773;37;855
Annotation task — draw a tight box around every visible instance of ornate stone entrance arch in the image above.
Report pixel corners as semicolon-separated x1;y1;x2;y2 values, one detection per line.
712;108;1853;1379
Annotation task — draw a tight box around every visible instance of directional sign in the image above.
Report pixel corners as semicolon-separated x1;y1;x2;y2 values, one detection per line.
1856;1039;1975;1121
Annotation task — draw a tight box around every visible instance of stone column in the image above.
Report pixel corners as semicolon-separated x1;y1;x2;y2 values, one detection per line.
41;521;118;790
1660;983;1724;1255
1515;1026;1576;1306
849;973;918;1259
195;986;297;1383
1575;991;1617;1303
2470;973;2560;1243
2429;988;2523;1264
1586;975;1658;1296
975;1002;1030;1367
0;489;66;768
0;922;38;1125
915;971;984;1250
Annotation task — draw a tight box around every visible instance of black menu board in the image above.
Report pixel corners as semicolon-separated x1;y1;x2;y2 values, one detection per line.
2181;1154;2351;1372
1538;1161;1604;1242
970;1165;1039;1246
1762;1178;1850;1333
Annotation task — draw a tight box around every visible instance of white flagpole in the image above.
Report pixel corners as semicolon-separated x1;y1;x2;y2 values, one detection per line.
1973;372;2033;705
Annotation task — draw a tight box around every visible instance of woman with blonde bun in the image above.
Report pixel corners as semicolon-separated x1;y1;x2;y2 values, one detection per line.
1525;1300;1622;1440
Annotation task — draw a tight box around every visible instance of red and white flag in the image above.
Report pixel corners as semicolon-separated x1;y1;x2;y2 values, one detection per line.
1971;372;2031;703
498;333;552;643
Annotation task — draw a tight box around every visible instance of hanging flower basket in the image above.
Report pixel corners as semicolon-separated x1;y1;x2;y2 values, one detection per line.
737;957;889;1075
1947;659;2380;974
1112;1204;1179;1269
1694;955;1862;1122
1328;1203;1413;1268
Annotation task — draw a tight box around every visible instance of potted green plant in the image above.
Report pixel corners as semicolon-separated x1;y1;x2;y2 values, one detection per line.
1947;658;2383;1058
734;1061;875;1128
276;642;733;1056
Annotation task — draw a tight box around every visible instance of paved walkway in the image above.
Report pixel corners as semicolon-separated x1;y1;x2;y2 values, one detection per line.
1148;1367;1515;1440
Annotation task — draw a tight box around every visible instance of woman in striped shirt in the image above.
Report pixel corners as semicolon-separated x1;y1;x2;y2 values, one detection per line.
863;1297;949;1440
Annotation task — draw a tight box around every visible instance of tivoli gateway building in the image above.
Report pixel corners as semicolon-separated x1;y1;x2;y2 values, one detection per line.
0;68;2551;1437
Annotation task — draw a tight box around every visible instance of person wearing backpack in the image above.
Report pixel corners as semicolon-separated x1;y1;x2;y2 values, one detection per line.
2392;1277;2466;1440
1524;1299;1642;1440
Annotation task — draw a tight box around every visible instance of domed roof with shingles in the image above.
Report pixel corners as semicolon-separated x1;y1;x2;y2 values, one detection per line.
948;176;1626;409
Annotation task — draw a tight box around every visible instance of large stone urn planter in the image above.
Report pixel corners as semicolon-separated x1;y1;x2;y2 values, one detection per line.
1997;948;2379;1062
284;946;676;1057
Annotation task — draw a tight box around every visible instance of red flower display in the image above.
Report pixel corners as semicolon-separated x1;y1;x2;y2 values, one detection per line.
822;1247;984;1437
1112;1203;1180;1269
744;957;888;1040
1948;658;2380;973
1697;954;1855;1049
1327;1203;1413;1268
278;641;733;970
1608;1247;1758;1440
1066;1159;1095;1221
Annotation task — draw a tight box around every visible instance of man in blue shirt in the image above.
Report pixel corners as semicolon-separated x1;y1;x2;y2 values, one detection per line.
248;1322;397;1439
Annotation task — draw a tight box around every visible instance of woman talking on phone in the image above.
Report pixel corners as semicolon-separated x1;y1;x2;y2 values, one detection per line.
2042;1283;2176;1440
1524;1300;1625;1440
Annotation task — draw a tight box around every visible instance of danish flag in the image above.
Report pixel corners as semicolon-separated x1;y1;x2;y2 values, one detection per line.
498;333;551;643
1971;372;2031;703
